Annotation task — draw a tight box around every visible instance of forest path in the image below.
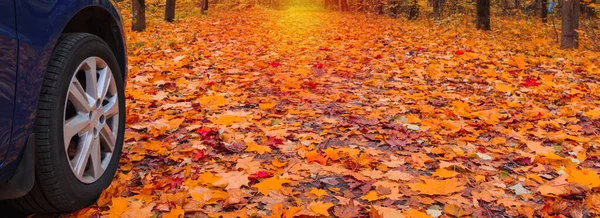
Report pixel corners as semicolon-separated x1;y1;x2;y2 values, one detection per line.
67;7;600;217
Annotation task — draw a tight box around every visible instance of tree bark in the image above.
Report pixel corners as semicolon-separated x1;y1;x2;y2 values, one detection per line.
541;0;548;22
340;0;349;11
561;0;579;48
408;0;419;20
374;0;383;14
477;0;491;30
132;0;146;32
165;0;176;22
433;0;442;20
201;0;209;13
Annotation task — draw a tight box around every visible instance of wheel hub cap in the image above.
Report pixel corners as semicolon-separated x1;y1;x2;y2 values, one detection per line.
63;57;119;184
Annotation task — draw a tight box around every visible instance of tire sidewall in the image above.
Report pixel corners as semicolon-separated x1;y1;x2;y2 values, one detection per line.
43;35;125;209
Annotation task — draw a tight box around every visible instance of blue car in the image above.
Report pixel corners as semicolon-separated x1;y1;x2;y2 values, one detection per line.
0;0;126;215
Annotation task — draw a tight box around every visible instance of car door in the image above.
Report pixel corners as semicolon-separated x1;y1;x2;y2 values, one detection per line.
0;0;17;166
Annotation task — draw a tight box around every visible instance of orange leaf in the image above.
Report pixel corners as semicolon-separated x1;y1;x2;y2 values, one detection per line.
308;201;334;216
408;177;466;195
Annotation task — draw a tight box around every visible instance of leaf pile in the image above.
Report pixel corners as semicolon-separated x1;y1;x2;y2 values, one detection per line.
67;2;600;218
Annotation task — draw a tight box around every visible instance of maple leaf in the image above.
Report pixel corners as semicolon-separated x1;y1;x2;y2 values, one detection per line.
520;78;540;87
310;187;328;198
162;206;184;218
334;201;361;218
372;206;405;218
361;190;380;201
248;171;272;180
408;177;466;195
431;168;459;178
213;171;250;190
308;201;334;217
566;167;600;189
107;197;129;218
402;209;430;218
245;142;271;154
443;204;471;217
253;176;291;195
199;171;221;185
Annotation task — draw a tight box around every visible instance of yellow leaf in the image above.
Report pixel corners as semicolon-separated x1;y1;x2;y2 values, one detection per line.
310;188;328;198
163;206;185;218
495;83;515;93
585;109;600;119
566;168;600;189
198;95;228;108
323;147;340;161
308;201;334;216
408;177;466;195
284;206;301;218
210;115;246;126
271;157;288;168
107;197;129;218
245;142;271;154
199;171;221;185
253;177;291;195
431;168;459;178
403;209;431;218
361;191;379;202
259;102;276;110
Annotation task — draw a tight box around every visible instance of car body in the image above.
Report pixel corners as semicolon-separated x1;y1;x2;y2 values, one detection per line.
0;0;126;201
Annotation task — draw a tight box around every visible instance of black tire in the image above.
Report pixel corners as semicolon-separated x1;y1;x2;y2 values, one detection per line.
3;33;125;216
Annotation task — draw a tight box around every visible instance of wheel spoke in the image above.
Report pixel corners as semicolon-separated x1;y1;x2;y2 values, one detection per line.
63;114;90;149
71;132;93;178
103;96;119;118
99;124;116;153
97;67;112;105
84;58;99;100
68;78;92;112
89;138;104;178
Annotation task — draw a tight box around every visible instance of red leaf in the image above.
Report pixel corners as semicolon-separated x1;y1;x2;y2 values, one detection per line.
193;149;205;161
455;50;464;55
513;157;532;166
520;78;540;87
249;171;272;180
269;62;280;68
265;136;283;148
196;127;213;137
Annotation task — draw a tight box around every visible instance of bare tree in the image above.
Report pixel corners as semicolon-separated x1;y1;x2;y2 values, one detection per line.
561;0;580;48
133;0;146;31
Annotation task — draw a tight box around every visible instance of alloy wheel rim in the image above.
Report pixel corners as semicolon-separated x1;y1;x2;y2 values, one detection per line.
63;57;119;184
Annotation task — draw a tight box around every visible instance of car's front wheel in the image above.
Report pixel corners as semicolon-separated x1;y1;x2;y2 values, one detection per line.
4;33;125;215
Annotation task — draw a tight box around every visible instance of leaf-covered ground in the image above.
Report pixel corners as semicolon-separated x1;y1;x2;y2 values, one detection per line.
67;4;600;218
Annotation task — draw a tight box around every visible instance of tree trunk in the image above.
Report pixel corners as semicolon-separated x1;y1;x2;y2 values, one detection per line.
541;0;548;22
340;0;349;11
374;0;383;14
132;0;146;32
165;0;176;22
514;0;520;9
433;0;442;20
408;0;419;20
477;0;491;30
201;0;209;13
561;0;579;48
